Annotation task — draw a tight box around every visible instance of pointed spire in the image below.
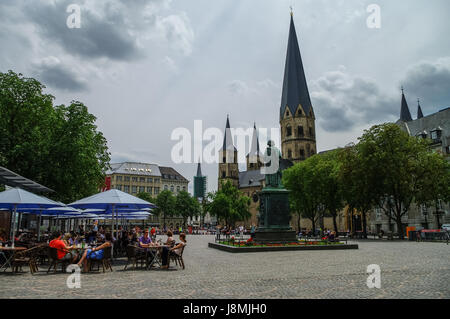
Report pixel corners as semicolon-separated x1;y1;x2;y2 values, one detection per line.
248;123;260;156
222;115;236;151
280;12;313;120
417;98;424;119
400;88;413;122
196;161;202;177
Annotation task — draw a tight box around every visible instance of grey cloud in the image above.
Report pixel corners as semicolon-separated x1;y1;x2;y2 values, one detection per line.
33;57;88;92
24;0;141;61
402;57;450;114
311;68;397;132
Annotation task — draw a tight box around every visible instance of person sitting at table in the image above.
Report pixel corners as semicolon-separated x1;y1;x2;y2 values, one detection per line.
161;233;187;269
77;232;113;272
49;231;78;263
139;230;154;248
62;233;72;246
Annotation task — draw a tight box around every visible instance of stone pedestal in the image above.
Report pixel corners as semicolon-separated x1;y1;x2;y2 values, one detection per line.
254;187;297;244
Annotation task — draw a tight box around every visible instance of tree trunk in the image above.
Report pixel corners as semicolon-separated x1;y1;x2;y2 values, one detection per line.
396;217;404;240
311;218;316;236
331;210;338;233
297;212;301;232
362;210;367;239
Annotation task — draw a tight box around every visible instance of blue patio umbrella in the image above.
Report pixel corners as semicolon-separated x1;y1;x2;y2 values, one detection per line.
0;188;63;247
69;189;156;254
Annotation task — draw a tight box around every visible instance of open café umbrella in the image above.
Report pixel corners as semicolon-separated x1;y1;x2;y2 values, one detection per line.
69;189;156;256
0;188;63;247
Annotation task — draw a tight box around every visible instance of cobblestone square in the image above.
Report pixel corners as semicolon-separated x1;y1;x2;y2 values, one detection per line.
0;236;449;299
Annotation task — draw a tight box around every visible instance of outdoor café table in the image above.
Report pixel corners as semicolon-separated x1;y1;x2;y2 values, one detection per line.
145;245;168;269
0;246;27;271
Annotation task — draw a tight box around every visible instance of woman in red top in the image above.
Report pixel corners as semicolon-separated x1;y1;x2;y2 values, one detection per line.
49;231;78;263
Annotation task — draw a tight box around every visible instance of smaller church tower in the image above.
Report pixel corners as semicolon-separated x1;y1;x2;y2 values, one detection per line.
400;87;413;122
417;98;424;119
246;123;263;171
218;115;239;190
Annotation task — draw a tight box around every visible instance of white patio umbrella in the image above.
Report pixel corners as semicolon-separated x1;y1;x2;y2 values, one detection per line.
0;188;63;247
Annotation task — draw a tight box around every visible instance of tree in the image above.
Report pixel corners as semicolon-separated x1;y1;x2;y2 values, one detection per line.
283;156;321;235
206;181;251;228
355;123;449;239
175;191;201;228
154;190;175;230
338;145;377;238
0;71;110;202
137;192;155;204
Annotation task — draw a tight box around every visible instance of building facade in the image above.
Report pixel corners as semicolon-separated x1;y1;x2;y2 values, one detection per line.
106;162;189;228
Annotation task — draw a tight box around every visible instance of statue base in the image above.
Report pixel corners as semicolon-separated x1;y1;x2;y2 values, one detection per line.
254;229;298;244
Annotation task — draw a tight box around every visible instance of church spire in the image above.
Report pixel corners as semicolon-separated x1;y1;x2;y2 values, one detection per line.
196;161;202;177
222;115;236;151
417;98;424;119
280;12;313;120
400;87;413;122
248;122;260;156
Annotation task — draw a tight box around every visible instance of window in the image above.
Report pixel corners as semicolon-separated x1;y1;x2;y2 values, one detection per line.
286;126;292;137
430;128;442;142
286;109;290;116
139;186;145;193
140;177;145;183
164;185;168;191
300;149;305;157
147;178;153;183
131;186;137;194
297;109;302;116
123;185;130;193
147;187;153;194
124;176;130;182
288;149;292;158
298;126;304;137
132;177;138;182
154;187;160;195
170;185;174;192
375;207;382;220
176;186;180;192
182;186;186;191
116;185;122;191
222;171;226;178
116;176;123;182
154;178;160;183
309;127;314;138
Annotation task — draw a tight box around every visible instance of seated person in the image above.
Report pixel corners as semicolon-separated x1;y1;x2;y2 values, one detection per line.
161;233;187;269
77;233;112;272
139;230;154;249
49;231;78;263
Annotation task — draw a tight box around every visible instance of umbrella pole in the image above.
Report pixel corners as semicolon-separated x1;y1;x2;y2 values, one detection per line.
11;204;17;248
37;211;42;242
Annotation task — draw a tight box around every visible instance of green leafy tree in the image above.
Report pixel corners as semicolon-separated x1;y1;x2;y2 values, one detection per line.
174;191;201;228
355;123;449;239
283;156;321;234
206;181;251;228
137;192;155;204
0;71;110;202
154;190;175;229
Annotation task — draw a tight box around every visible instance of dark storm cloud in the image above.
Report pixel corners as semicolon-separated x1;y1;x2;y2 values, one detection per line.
402;58;450;114
24;0;140;61
33;58;88;92
311;68;397;133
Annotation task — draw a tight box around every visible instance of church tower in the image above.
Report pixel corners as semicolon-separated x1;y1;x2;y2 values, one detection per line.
246;123;263;171
280;12;317;164
218;115;239;190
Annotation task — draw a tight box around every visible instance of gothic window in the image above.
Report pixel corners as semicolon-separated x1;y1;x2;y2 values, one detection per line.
298;126;304;137
297;109;302;116
288;149;292;158
309;127;314;138
286;109;290;116
300;149;305;157
287;126;292;137
222;171;226;178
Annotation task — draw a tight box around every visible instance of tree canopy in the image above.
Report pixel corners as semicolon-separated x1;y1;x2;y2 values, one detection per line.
0;71;110;203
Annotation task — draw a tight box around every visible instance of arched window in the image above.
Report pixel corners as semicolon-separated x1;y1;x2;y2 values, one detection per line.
287;126;292;137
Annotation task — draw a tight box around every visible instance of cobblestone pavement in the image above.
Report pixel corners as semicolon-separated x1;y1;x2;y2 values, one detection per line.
0;236;449;299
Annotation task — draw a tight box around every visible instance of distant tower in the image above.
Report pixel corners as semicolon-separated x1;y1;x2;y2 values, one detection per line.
246;123;263;171
417;98;424;119
400;87;413;122
280;12;317;164
218;115;239;190
194;161;207;200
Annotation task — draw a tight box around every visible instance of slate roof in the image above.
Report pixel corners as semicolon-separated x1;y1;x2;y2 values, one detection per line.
106;162;161;176
222;115;237;151
280;15;313;120
159;166;189;182
238;170;265;188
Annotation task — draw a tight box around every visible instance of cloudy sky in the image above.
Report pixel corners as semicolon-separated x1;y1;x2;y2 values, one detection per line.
1;0;450;193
